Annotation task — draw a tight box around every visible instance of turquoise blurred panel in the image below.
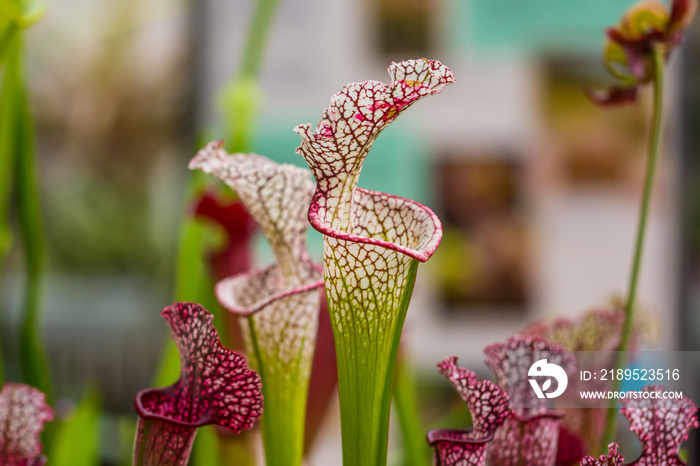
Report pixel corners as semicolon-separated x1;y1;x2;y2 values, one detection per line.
450;0;641;54
252;117;430;203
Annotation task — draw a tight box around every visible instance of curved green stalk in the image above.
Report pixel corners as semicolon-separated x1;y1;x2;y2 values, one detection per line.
247;315;308;466
0;30;51;400
0;0;45;29
0;27;20;386
0;26;19;268
0;23;16;66
221;0;280;153
601;44;665;452
393;354;432;466
238;0;279;79
16;70;51;401
0;0;22;23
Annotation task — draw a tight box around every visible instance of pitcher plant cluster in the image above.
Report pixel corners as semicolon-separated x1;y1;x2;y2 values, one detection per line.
1;0;700;465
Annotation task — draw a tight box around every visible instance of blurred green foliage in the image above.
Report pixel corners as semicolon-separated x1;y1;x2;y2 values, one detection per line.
51;388;102;466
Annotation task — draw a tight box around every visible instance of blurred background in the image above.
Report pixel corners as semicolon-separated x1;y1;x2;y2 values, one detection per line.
1;0;700;463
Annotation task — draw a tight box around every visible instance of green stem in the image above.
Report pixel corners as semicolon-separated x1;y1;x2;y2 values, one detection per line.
0;0;22;23
393;356;431;466
0;31;52;400
0;23;16;67
0;27;20;387
238;0;280;81
0;2;51;399
215;429;257;466
222;0;280;153
601;45;665;452
16;56;52;401
0;26;19;266
246;310;307;466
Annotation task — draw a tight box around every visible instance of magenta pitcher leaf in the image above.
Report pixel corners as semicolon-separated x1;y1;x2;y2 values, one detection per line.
484;335;575;417
133;302;263;466
484;335;575;466
523;308;654;460
619;385;699;465
0;383;53;466
488;417;562;466
523;309;629;456
427;356;511;466
556;425;587;466
580;443;624;466
190;143;324;466
294;58;454;466
437;357;511;439
427;430;492;466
